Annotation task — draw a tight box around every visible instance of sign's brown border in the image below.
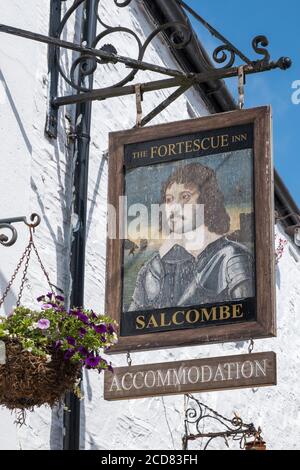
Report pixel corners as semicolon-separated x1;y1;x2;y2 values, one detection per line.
106;106;275;353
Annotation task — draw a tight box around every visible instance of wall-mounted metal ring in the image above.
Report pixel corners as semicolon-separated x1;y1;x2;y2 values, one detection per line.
24;213;41;229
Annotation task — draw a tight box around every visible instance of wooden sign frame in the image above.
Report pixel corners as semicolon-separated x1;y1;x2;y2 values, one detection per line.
106;107;275;353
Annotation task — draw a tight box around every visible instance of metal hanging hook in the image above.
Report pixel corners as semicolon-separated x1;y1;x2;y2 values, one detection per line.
238;65;246;109
135;84;143;128
248;338;254;354
24;213;41;229
126;351;132;367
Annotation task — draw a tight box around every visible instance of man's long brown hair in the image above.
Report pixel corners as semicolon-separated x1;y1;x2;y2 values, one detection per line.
161;163;230;235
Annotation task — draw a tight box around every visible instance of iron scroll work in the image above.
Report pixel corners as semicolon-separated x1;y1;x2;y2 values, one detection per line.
0;214;41;247
0;0;292;137
182;394;264;450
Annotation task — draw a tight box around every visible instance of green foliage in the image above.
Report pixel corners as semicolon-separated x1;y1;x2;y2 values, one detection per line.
0;294;117;371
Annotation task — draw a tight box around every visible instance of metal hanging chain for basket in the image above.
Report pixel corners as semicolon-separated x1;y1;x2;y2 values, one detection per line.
0;224;54;309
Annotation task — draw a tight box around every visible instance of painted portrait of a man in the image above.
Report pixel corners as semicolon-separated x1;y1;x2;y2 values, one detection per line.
128;162;255;312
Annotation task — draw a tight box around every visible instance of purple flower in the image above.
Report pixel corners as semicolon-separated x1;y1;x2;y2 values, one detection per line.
108;324;115;334
85;355;101;368
100;335;106;342
37;318;50;330
37;295;46;302
56;306;65;313
79;327;87;336
67;336;76;346
55;295;64;302
47;292;53;299
77;312;89;324
64;349;75;361
90;310;97;319
54;340;62;350
78;346;88;356
41;303;54;310
69;308;79;316
93;324;107;334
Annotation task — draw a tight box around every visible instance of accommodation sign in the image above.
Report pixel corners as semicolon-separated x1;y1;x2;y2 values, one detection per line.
104;352;276;401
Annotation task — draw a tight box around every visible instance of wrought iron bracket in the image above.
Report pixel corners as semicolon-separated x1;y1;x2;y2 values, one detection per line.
0;0;292;138
182;394;263;450
0;214;41;247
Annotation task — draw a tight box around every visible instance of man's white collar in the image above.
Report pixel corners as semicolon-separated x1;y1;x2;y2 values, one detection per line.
159;226;205;258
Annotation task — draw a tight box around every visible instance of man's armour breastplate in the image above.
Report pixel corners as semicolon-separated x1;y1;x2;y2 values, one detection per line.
129;237;254;311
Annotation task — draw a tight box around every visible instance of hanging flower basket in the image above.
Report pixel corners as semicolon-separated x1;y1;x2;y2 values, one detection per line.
0;225;118;411
0;294;118;410
0;339;80;410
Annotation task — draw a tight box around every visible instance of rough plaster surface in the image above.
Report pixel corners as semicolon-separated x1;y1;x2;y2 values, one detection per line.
0;0;299;450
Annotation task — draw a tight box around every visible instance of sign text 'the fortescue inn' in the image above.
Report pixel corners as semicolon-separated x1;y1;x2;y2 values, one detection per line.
124;123;254;170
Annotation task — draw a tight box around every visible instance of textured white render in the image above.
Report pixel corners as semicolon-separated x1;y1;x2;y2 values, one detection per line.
0;0;300;451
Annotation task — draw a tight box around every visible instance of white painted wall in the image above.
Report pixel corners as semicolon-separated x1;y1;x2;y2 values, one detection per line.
0;0;75;449
0;0;299;450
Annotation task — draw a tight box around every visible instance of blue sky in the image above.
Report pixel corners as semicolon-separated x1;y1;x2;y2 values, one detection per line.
185;0;300;207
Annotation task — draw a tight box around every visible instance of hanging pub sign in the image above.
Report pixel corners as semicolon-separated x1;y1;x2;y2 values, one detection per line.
106;106;275;353
104;352;276;401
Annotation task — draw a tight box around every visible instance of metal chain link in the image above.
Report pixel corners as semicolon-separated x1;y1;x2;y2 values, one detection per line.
0;242;32;309
0;227;54;310
16;243;33;306
31;240;54;294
